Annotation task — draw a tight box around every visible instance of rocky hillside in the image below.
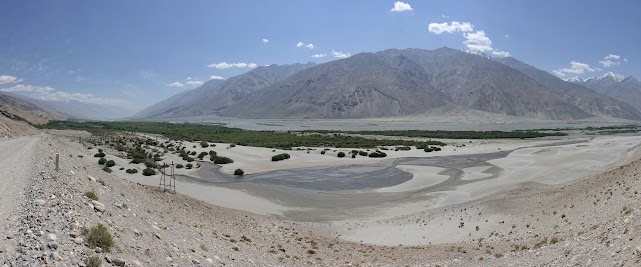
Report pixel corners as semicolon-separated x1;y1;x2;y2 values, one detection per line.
134;63;316;118
495;59;641;120
0;92;61;136
139;47;641;121
574;72;641;112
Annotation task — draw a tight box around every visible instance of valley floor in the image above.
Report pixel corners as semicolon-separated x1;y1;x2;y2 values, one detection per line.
1;132;641;266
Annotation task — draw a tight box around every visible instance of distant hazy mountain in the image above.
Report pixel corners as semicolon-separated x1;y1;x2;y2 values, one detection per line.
494;58;641;120
138;47;641;121
133;63;316;118
34;100;138;120
568;72;641;112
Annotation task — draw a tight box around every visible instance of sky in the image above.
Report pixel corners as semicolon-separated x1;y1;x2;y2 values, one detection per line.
0;0;640;111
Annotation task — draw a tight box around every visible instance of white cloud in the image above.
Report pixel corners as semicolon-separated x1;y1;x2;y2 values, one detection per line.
428;21;510;58
206;62;258;69
604;54;620;60
0;84;126;105
390;1;413;12
296;42;315;49
491;50;511;57
311;53;326;58
428;21;474;34
0;75;22;85
553;70;566;77
599;54;623;67
167;82;184;88
555;61;596;75
210;75;225;80
464;31;493;52
185;77;193;80
332;50;351;58
441;15;450;19
261;38;269;44
186;80;204;87
599;59;619;67
0;84;54;94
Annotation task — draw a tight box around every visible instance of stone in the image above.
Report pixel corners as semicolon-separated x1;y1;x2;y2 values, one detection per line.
35;199;46;206
113;259;126;267
95;247;102;253
46;234;57;241
47;241;58;250
74;237;83;244
91;200;106;212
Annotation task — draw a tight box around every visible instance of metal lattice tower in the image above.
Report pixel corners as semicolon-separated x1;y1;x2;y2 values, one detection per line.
159;161;176;193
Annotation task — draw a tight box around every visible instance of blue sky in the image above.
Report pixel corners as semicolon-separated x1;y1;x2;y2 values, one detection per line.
0;0;639;110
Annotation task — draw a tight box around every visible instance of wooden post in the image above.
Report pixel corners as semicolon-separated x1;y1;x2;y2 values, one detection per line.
55;153;59;171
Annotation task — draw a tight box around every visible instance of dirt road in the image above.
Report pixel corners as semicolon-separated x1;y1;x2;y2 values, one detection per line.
0;136;39;239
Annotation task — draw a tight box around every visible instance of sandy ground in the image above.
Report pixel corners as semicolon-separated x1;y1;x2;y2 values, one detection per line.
27;130;641;266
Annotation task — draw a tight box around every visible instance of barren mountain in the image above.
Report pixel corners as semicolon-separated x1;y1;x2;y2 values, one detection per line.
576;73;641;112
224;48;590;120
0;92;62;136
495;58;641;120
134;63;316;118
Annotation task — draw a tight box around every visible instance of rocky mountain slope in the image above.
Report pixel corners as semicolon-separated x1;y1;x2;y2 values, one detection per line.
0;92;62;136
494;58;641;120
225;48;591;119
570;72;641;112
139;47;641;121
134;63;316;118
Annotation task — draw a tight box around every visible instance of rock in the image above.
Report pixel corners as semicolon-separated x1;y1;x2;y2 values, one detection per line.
69;232;79;238
153;233;161;239
95;247;102;253
206;258;214;264
47;241;58;250
214;255;225;265
46;234;57;241
88;176;96;182
636;244;641;254
113;259;126;267
35;199;46;206
74;237;83;244
191;259;200;264
91;200;106;212
133;229;141;236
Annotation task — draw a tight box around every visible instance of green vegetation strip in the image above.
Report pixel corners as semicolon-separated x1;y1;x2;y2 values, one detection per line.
38;121;446;149
303;129;567;139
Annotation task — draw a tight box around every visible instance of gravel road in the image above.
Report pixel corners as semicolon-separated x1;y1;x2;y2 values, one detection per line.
0;136;38;239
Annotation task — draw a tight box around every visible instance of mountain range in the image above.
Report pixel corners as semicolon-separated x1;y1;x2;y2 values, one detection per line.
135;47;641;121
564;72;641;112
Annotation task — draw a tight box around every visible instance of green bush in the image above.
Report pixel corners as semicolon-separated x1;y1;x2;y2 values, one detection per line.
102;167;112;173
98;158;107;165
320;150;326;155
368;151;387;158
83;224;114;252
84;191;98;201
126;168;139;174
94;152;106;158
271;153;291;161
84;255;102;267
129;158;145;164
186;163;193;169
358;151;368;156
424;147;433;152
234;169;244;176
200;141;209;148
213;157;234;164
431;146;442;151
395;146;411;151
142;168;156;176
176;164;184;169
337;152;346;158
105;160;115;167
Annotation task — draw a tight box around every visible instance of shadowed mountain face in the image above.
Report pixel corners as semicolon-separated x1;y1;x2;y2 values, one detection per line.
576;75;641;112
495;58;641;120
138;48;641;121
133;63;316;118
